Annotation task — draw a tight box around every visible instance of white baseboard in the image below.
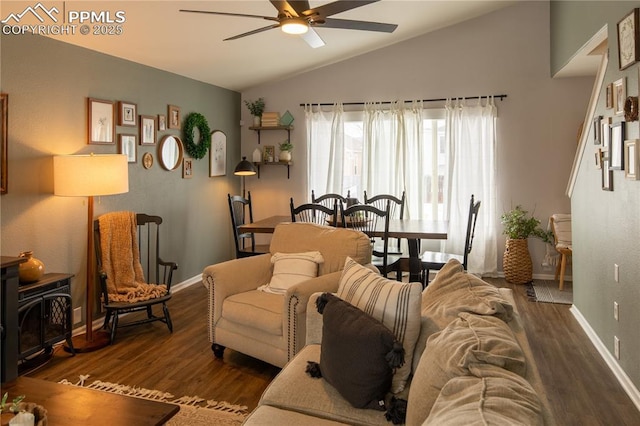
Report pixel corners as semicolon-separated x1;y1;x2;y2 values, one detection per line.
570;305;640;412
72;274;203;336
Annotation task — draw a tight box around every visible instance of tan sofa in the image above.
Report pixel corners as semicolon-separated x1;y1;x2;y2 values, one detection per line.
202;222;372;368
244;260;556;425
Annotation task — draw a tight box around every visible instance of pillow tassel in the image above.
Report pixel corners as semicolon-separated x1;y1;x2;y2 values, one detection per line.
316;293;330;314
385;341;405;369
384;397;407;425
305;361;323;378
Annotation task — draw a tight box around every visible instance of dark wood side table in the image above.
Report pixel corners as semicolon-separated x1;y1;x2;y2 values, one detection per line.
2;377;180;425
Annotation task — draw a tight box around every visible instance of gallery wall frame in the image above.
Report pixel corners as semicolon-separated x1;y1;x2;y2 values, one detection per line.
618;8;640;70
613;77;627;115
624;139;639;180
140;115;157;145
117;101;137;127
119;134;137;163
168;105;181;129
610;121;625;170
209;130;226;177
88;98;115;144
593;115;603;145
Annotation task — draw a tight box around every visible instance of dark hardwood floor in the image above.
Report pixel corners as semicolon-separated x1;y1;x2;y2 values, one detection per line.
26;279;640;425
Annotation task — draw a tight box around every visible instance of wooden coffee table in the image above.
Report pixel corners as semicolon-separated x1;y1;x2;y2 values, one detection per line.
1;377;179;425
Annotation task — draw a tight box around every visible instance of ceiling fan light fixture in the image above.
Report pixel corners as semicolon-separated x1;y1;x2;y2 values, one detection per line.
281;18;308;35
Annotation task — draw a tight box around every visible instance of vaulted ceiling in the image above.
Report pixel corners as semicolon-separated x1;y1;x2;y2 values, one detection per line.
20;0;522;91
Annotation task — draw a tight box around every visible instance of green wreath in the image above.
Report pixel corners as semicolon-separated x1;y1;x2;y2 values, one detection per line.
183;112;211;159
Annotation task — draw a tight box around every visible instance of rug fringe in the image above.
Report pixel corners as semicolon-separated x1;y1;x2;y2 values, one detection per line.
59;375;248;415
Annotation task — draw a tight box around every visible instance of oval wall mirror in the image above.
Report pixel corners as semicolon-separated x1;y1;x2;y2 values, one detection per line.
158;135;184;171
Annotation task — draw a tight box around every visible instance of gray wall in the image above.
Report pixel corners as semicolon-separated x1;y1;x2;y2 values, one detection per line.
554;1;640;394
240;1;593;276
0;33;240;325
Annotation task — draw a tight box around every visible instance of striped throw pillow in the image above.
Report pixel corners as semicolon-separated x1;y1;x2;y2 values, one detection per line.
337;257;422;393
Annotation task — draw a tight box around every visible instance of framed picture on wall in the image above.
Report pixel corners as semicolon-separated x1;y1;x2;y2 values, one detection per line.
88;98;115;144
613;77;626;115
209;130;226;177
610;121;625;170
158;114;166;131
618;8;640;70
264;145;275;163
592;115;602;145
140;115;156;145
168;105;181;129
606;83;614;109
595;148;603;170
119;134;137;163
602;157;613;191
602;116;611;149
117;101;137;127
183;158;193;179
624;139;640;180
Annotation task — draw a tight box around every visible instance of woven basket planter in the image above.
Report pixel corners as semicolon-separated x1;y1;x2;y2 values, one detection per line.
503;238;532;284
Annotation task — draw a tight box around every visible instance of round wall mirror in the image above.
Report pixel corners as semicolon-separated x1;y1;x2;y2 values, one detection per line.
158;135;184;171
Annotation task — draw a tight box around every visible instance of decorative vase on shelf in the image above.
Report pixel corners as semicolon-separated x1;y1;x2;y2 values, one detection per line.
252;148;262;163
253;115;261;127
18;250;45;283
279;151;292;162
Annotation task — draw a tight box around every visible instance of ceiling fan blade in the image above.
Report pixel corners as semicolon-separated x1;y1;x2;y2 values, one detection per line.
321;17;397;33
224;24;281;41
301;27;325;48
307;0;380;19
270;1;310;18
179;9;278;22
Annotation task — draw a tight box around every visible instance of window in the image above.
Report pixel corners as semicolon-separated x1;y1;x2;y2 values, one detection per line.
309;108;446;220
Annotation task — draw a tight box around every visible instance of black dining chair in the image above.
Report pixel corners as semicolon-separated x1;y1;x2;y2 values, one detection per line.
311;190;350;210
228;192;270;258
363;190;406;254
340;201;400;278
420;194;481;287
290;198;338;226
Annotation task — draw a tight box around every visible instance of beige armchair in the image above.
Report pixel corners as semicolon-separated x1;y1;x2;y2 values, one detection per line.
202;222;372;367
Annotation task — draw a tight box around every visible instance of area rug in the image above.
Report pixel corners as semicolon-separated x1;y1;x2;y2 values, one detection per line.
59;375;248;426
525;280;573;305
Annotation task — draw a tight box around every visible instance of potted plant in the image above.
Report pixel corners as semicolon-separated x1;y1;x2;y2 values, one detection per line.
279;140;293;162
1;392;24;425
500;205;551;284
244;98;265;127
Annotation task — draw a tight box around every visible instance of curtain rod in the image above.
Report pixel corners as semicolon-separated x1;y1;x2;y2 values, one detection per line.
299;94;507;107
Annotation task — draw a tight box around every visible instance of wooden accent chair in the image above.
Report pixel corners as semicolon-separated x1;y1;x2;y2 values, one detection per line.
94;212;178;344
364;190;406;254
420;195;481;287
290;198;338;226
228;192;270;258
550;214;572;291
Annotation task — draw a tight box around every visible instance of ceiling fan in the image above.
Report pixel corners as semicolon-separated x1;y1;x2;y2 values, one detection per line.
180;0;397;48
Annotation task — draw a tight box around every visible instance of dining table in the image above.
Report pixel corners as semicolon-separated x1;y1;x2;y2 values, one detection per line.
239;215;449;282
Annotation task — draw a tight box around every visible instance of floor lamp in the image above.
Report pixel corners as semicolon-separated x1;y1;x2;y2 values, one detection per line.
234;156;257;197
54;153;129;352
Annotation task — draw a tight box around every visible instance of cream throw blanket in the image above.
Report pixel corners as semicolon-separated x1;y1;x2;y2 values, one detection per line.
99;211;167;303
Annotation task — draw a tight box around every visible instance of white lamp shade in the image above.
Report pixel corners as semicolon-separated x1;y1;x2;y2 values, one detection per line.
54;154;129;196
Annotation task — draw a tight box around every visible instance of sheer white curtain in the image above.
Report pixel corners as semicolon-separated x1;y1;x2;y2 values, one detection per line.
444;97;498;276
362;101;424;218
305;103;345;197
